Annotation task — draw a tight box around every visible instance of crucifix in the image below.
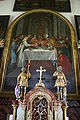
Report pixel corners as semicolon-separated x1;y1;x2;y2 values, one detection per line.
36;66;46;83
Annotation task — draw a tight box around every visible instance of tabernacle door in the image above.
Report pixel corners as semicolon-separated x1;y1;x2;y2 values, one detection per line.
25;86;56;120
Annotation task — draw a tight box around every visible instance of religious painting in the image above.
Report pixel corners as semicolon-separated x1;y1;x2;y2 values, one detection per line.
13;0;71;12
75;15;80;42
0;10;79;98
0;15;10;64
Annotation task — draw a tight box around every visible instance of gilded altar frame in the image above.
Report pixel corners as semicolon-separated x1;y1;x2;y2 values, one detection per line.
0;9;80;99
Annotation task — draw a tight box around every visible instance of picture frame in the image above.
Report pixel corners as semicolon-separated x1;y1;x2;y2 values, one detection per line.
75;15;80;42
0;10;79;99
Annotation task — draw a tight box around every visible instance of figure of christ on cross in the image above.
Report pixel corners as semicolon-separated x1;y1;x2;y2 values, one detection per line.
36;66;46;84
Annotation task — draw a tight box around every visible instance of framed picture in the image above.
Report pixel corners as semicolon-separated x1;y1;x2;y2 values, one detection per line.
0;15;10;65
13;0;71;12
75;15;80;42
0;10;79;99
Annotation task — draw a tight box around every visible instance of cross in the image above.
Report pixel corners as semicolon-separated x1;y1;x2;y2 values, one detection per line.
36;66;46;83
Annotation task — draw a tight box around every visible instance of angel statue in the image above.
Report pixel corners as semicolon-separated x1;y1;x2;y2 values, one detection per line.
53;66;67;101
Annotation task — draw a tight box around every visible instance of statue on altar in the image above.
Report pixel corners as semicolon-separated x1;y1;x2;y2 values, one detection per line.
15;67;29;99
13;65;68;120
15;60;31;99
17;68;28;86
17;67;28;98
53;66;67;101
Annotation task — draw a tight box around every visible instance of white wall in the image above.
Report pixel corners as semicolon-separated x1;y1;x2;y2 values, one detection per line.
0;0;80;41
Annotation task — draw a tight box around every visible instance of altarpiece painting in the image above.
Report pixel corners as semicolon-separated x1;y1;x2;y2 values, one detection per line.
0;16;10;65
0;10;79;98
75;15;80;42
13;0;71;12
75;15;80;71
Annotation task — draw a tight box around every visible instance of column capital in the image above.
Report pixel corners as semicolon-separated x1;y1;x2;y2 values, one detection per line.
61;101;68;110
19;100;27;110
12;100;19;108
12;100;19;120
53;101;61;111
61;101;68;120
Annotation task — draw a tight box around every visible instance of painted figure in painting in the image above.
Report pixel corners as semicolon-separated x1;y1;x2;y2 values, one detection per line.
17;34;31;67
57;50;73;76
49;47;57;69
11;36;20;64
11;34;32;67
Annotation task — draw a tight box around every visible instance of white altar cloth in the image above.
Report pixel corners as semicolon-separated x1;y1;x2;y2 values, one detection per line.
24;48;56;60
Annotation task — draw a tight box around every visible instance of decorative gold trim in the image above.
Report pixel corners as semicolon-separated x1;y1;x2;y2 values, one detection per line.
0;9;79;98
78;42;80;49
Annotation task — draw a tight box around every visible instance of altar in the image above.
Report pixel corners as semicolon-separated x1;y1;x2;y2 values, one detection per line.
11;66;68;120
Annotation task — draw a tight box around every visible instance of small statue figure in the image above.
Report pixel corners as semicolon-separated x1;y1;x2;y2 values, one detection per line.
17;67;28;98
53;66;67;100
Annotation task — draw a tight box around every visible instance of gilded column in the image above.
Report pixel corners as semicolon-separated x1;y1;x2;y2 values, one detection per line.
21;101;27;120
53;102;61;120
12;100;18;120
62;102;68;120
